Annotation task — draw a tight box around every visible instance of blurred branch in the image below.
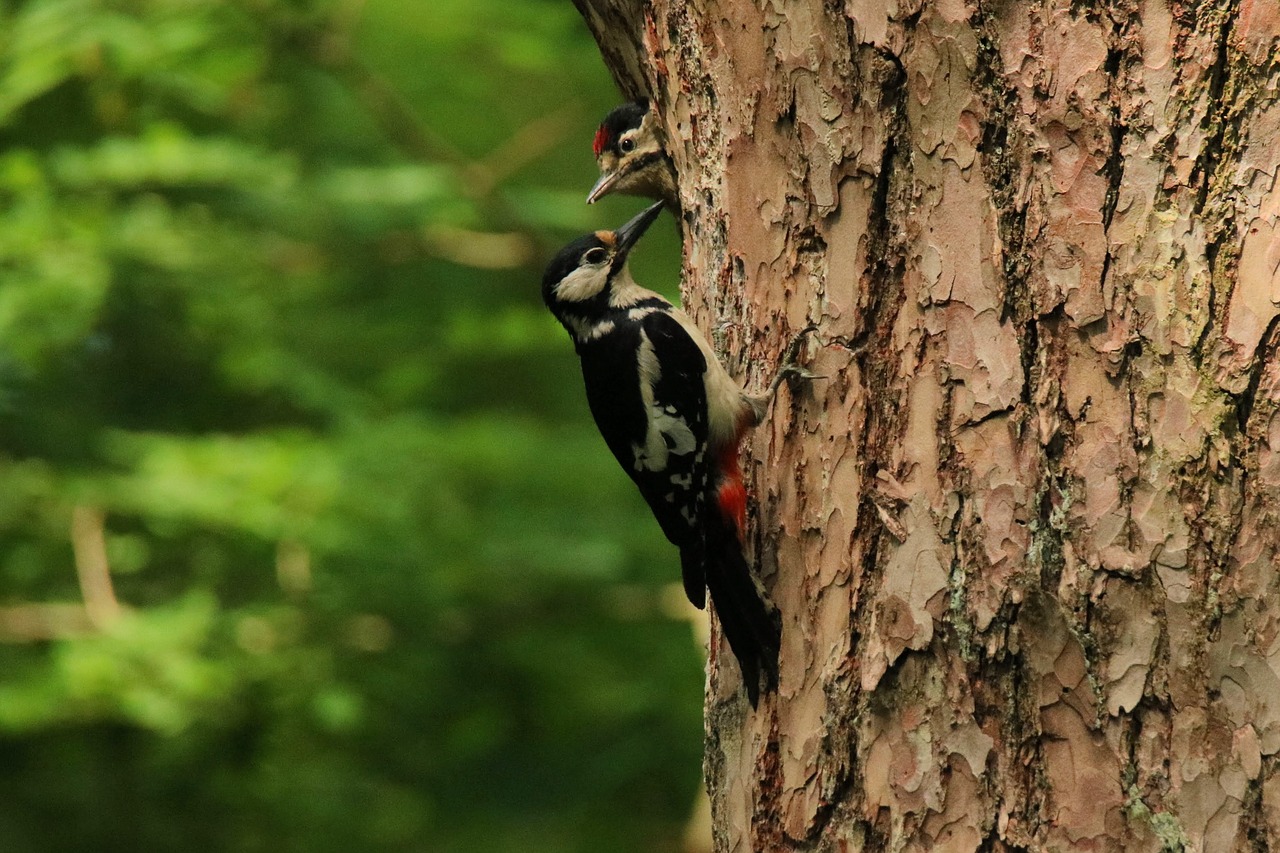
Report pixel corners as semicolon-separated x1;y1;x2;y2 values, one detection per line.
0;604;94;642
276;539;312;597
71;505;123;629
335;55;479;181
422;223;536;269
329;53;563;260
331;0;369;43
289;5;550;231
0;506;123;642
321;45;578;214
241;0;581;268
475;104;579;194
236;0;475;173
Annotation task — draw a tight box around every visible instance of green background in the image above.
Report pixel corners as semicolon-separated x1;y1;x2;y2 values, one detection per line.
0;1;702;850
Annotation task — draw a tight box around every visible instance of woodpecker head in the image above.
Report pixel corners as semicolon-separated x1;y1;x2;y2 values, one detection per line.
588;100;678;208
543;202;664;325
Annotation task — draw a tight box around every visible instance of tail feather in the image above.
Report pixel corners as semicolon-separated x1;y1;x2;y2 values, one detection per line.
679;547;706;610
702;511;780;708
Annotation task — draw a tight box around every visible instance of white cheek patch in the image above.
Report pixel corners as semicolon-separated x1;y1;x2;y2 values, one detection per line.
555;265;608;303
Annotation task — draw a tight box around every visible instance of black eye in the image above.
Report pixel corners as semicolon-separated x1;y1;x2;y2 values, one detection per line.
619;138;635;153
583;247;608;265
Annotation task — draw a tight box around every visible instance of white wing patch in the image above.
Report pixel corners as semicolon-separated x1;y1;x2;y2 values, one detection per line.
564;316;616;342
630;329;697;472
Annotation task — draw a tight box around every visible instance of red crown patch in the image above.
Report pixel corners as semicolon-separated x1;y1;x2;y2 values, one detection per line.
592;125;610;157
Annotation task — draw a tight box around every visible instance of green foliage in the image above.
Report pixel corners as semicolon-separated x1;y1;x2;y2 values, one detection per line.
0;1;698;850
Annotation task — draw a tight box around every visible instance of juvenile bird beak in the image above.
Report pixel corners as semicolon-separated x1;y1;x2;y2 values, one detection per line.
611;202;664;264
586;170;619;204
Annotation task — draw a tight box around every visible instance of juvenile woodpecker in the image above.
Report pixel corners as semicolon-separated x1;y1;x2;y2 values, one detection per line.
588;99;679;210
543;203;809;707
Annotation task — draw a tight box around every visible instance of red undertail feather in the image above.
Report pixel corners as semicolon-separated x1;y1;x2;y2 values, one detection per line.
716;444;747;537
592;125;610;157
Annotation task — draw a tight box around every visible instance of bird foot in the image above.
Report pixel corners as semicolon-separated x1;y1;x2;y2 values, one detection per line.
767;324;824;397
746;325;823;421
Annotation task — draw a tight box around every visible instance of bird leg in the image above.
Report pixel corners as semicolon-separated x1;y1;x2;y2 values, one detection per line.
745;324;822;423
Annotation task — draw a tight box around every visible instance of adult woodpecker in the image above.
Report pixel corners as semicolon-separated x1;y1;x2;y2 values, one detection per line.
588;99;679;210
542;202;811;707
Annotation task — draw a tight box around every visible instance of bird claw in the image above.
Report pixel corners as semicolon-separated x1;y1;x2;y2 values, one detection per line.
779;364;825;382
766;324;823;397
781;324;819;362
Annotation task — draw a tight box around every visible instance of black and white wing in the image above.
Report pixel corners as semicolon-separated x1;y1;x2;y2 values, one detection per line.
577;311;713;605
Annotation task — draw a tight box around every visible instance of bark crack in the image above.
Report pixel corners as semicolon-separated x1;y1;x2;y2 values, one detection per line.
848;49;909;600
1188;0;1251;367
807;41;911;853
1099;15;1130;234
1232;295;1280;434
1244;755;1280;851
946;492;976;662
1189;6;1237;217
973;0;1030;328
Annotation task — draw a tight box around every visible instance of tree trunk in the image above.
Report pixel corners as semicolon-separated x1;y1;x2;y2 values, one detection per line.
573;1;1280;850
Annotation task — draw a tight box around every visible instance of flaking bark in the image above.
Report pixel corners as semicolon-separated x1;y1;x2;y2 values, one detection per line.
573;1;1280;850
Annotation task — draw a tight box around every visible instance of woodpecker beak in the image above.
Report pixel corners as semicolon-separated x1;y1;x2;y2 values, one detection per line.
586;169;619;205
611;202;664;263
